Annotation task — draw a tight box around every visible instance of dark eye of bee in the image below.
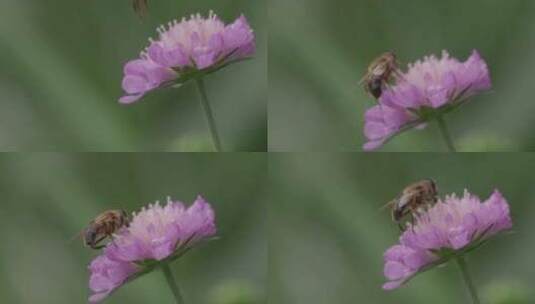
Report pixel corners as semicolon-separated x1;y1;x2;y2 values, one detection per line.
85;229;96;245
368;78;383;98
393;208;404;221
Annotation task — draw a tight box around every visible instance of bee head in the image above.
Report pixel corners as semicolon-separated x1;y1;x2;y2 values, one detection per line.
392;207;404;222
84;228;97;246
368;78;383;99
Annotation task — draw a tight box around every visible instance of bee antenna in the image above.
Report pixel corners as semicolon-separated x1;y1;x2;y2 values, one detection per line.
69;229;85;243
379;199;395;211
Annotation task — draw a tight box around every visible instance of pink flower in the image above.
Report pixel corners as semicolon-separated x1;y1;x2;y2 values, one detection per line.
88;255;137;303
119;59;177;104
88;196;216;302
383;189;511;290
363;50;492;151
119;12;255;104
362;104;415;151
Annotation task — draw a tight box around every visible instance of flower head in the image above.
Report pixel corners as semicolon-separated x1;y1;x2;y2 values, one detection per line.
88;195;216;302
120;12;255;104
363;50;491;151
383;189;511;290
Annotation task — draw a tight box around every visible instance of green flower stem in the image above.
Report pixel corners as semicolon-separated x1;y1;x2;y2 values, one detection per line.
195;78;222;152
455;256;481;304
162;263;185;304
436;115;457;152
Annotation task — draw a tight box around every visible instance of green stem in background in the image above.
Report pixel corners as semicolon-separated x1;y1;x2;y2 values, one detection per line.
162;263;185;304
195;78;222;152
455;256;481;304
436;115;457;152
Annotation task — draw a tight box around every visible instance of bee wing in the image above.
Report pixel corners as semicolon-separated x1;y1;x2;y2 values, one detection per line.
370;64;382;76
132;0;148;18
392;68;407;83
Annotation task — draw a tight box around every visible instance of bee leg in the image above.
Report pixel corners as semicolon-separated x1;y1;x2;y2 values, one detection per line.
91;235;109;250
393;69;407;83
396;218;406;231
133;0;148;18
383;81;393;92
363;82;374;99
416;207;425;215
109;232;122;243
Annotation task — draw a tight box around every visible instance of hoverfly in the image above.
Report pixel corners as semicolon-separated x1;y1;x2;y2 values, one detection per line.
78;209;130;249
384;179;438;230
360;52;402;99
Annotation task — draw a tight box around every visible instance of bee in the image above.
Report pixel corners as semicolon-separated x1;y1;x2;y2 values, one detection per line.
132;0;148;18
80;210;130;249
384;179;438;230
359;52;402;99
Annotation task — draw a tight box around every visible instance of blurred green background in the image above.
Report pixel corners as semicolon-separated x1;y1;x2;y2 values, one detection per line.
0;0;266;151
269;0;535;151
269;153;534;304
0;153;266;303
